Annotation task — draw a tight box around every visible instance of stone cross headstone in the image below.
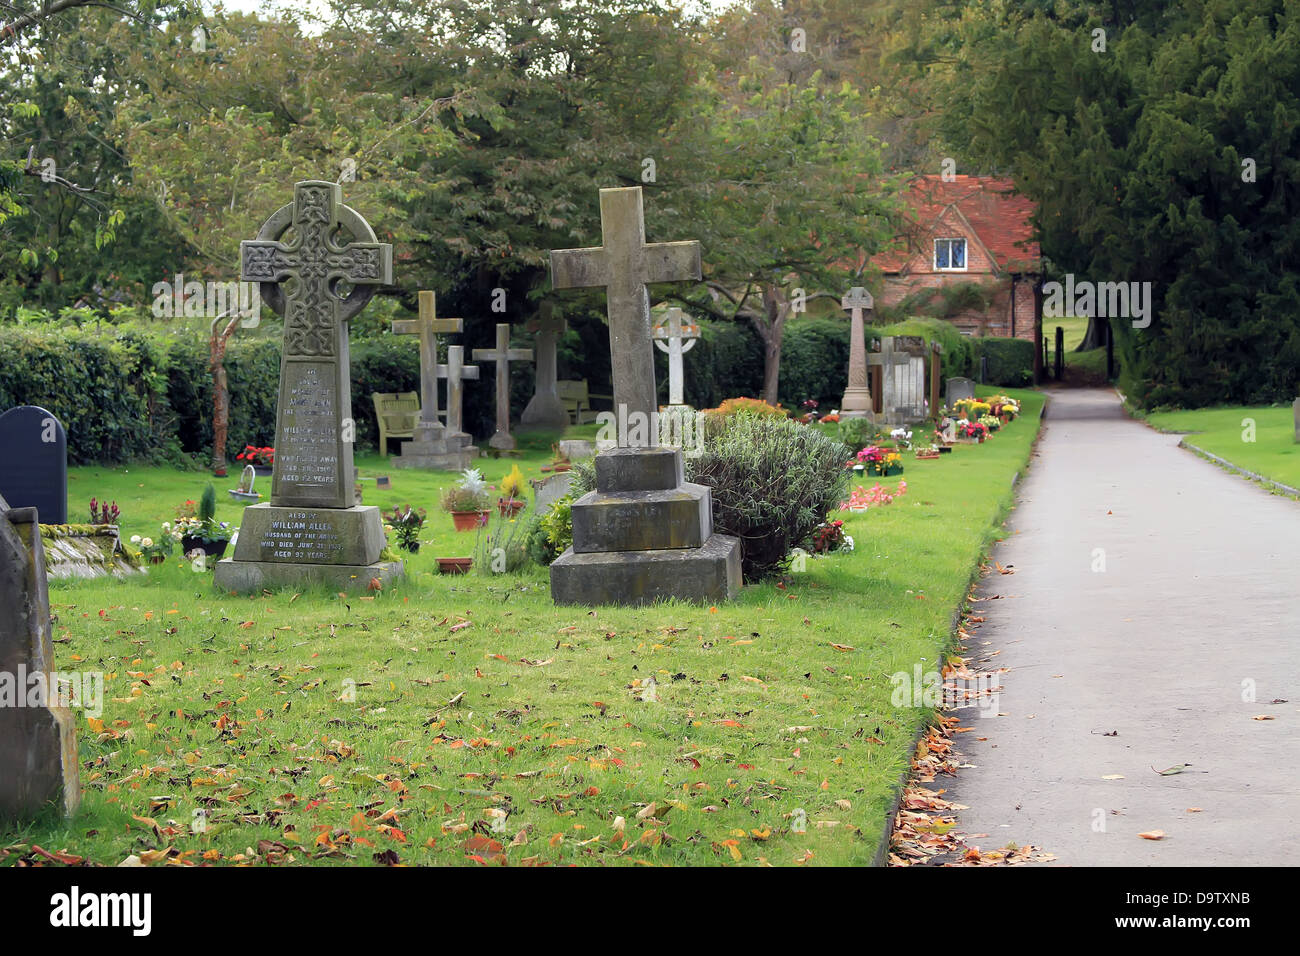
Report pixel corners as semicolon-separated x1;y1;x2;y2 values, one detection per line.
389;292;477;470
548;186;738;606
214;180;403;593
946;376;977;409
473;323;533;450
521;304;570;429
839;287;874;419
436;345;480;442
551;186;701;442
0;406;68;524
0;492;79;818
652;307;699;408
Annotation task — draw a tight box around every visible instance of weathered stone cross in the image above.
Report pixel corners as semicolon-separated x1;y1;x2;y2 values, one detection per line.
839;286;874;419
521;303;568;429
652;307;699;407
392;290;463;435
473;323;534;450
551;187;701;442
241;180;392;509
436;345;479;440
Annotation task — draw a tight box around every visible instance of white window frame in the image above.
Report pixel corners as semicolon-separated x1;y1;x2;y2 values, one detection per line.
934;237;968;272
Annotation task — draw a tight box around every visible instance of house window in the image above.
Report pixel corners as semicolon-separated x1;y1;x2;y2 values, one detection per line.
934;238;967;271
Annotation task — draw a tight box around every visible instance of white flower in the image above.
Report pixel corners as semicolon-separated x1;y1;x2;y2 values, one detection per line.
842;535;854;551
141;537;153;548
130;535;142;544
161;522;171;531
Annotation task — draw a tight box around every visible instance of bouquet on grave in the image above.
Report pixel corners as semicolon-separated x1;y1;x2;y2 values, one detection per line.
236;445;275;467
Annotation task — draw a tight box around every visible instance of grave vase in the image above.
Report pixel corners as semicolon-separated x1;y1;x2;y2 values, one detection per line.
450;510;490;532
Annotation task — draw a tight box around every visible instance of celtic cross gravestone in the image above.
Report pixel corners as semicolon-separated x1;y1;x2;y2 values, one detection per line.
214;180;403;593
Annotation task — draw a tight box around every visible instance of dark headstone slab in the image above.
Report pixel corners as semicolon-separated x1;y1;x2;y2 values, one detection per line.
0;406;67;524
0;492;79;819
946;377;977;408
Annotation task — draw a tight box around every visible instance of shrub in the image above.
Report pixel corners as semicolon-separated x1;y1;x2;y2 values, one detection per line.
691;414;850;581
836;417;886;450
703;396;786;418
974;337;1034;387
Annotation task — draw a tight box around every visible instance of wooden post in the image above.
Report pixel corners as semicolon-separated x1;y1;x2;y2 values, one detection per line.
929;341;942;419
1054;326;1065;381
1032;277;1044;385
1106;319;1115;380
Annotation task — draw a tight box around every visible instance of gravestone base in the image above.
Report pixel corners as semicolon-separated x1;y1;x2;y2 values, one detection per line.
839;386;874;420
487;430;517;451
391;422;478;470
549;446;741;606
214;556;404;594
215;503;403;593
520;394;569;430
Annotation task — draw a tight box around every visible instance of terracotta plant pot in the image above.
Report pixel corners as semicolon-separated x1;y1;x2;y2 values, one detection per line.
450;510;490;532
498;498;526;518
436;557;472;574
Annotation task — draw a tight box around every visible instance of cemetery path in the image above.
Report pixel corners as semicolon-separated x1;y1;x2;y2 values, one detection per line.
940;387;1300;865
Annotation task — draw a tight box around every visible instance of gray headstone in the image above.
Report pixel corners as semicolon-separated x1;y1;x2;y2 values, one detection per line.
0;492;79;818
521;305;570;429
0;406;68;524
531;472;574;513
946;377;977;408
215;180;403;594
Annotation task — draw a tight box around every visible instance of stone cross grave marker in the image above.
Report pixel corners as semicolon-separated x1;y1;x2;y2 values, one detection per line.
0;491;79;818
521;304;569;429
474;323;533;450
839;287;874;419
389;291;476;470
652;307;699;408
436;345;479;443
548;187;739;606
0;406;68;524
214;180;402;593
551;186;701;442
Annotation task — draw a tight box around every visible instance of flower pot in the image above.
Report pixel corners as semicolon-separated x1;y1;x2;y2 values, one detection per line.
437;557;472;574
229;490;260;503
181;535;229;559
450;510;490;532
402;541;421;555
498;498;526;518
938;445;953;453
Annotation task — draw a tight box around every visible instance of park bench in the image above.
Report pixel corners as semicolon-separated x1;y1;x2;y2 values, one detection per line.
372;391;419;455
556;379;612;425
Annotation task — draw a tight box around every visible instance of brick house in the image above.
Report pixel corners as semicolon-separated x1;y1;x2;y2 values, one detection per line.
874;175;1041;341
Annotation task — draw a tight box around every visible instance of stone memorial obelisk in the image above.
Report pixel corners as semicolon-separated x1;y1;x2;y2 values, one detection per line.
390;291;476;470
473;323;533;450
548;186;740;606
214;181;403;593
0;492;79;818
839;286;874;419
520;303;569;429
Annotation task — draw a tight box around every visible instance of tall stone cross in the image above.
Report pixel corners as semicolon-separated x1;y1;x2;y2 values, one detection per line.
652;307;699;407
474;323;534;450
839;286;874;419
521;303;569;429
392;291;463;436
551;186;701;444
241;180;392;509
437;345;479;440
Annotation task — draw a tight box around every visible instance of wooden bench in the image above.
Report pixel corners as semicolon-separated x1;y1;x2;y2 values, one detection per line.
556;379;612;425
372;392;419;456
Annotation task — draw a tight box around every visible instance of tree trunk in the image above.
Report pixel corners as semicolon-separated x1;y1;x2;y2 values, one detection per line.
1077;314;1108;351
209;313;241;476
753;287;788;407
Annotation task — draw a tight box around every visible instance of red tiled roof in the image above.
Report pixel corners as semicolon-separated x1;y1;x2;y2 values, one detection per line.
875;175;1040;274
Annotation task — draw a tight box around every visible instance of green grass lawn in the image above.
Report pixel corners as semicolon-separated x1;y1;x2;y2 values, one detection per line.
6;389;1042;867
1144;404;1300;491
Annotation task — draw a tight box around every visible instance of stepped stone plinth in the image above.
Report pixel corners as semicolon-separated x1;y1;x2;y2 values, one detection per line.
550;447;740;606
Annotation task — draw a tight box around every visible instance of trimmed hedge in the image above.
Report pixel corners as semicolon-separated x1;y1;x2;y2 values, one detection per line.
974;337;1034;388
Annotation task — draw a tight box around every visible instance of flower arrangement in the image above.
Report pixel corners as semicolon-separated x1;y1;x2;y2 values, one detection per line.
703;396;786;418
890;427;913;450
978;414;1001;432
89;497;120;525
236;445;275;468
809;518;853;554
840;480;908;510
952;398;991;419
497;464;528;516
441;468;492;513
958;420;988;440
820;413;840;424
796;399;820;424
175;485;234;545
386;505;426;552
855;445;902;476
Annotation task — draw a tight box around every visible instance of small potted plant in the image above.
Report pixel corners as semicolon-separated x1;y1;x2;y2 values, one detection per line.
177;484;234;558
236;445;275;476
915;443;941;460
440;468;492;531
386;504;427;553
131;524;178;565
497;464;527;517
